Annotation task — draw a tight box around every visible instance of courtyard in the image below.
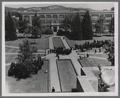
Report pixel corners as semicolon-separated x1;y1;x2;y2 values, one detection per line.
5;35;115;93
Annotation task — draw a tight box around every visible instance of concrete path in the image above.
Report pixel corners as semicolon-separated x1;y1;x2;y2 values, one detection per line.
47;37;61;92
89;56;107;60
6;45;19;49
46;54;61;92
49;37;54;49
77;76;95;92
70;51;82;76
61;36;70;49
77;52;104;55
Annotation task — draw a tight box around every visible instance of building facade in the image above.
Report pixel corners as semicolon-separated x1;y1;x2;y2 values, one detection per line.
12;5;114;34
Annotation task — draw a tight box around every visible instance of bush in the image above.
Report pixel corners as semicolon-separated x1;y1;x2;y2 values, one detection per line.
52;47;72;55
8;63;30;80
8;58;44;80
44;28;53;34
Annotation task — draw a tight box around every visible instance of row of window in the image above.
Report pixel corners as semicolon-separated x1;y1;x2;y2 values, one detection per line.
40;19;64;24
38;14;65;18
92;14;113;18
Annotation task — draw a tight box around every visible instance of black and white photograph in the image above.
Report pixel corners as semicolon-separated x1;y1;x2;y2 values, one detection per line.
2;1;118;96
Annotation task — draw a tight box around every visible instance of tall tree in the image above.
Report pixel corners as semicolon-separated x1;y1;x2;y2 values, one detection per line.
18;19;28;33
71;13;82;40
32;13;41;27
95;15;105;35
59;15;72;38
5;12;17;40
62;15;72;31
109;17;114;34
82;11;93;40
32;13;41;38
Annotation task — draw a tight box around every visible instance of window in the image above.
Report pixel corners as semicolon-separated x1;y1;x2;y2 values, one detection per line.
105;14;112;17
41;20;45;24
46;20;51;24
53;14;57;18
46;15;51;18
40;15;45;18
59;15;64;18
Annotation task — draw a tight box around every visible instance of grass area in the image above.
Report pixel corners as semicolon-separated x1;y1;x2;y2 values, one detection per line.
35;37;49;50
5;53;46;64
52;37;65;49
6;36;49;50
78;58;111;67
6;55;17;64
87;58;111;66
6;39;23;47
6;47;19;53
6;60;49;93
56;59;76;92
89;53;108;58
65;36;114;48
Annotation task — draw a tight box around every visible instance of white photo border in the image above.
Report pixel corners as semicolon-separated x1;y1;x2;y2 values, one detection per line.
2;1;119;96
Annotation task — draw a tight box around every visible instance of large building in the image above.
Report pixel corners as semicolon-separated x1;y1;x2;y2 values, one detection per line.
7;5;114;34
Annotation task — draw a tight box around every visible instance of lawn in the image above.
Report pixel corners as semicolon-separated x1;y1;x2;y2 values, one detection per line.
6;60;49;93
6;55;17;64
6;47;19;53
6;37;49;50
89;53;108;58
52;37;65;49
78;58;111;67
87;58;111;66
35;37;49;50
56;59;76;92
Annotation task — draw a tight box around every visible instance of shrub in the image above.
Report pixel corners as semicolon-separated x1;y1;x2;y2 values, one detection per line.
45;28;53;34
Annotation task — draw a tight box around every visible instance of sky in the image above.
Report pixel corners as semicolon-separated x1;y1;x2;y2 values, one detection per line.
4;2;114;10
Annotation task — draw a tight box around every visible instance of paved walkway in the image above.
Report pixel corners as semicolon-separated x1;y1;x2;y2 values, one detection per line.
70;51;82;76
89;56;107;60
47;37;61;92
46;54;61;92
61;36;70;49
77;76;95;92
49;37;54;49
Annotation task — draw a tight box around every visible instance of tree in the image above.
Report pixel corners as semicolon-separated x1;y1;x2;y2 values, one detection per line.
62;15;72;31
32;13;41;27
109;17;114;34
58;15;72;38
32;13;41;38
18;19;28;33
71;13;82;40
111;7;114;11
5;12;17;40
16;39;38;76
17;39;33;63
8;39;44;80
32;26;41;38
82;11;93;40
95;15;105;35
106;41;114;66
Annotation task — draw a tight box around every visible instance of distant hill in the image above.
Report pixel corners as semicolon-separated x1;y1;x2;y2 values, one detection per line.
5;5;95;13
